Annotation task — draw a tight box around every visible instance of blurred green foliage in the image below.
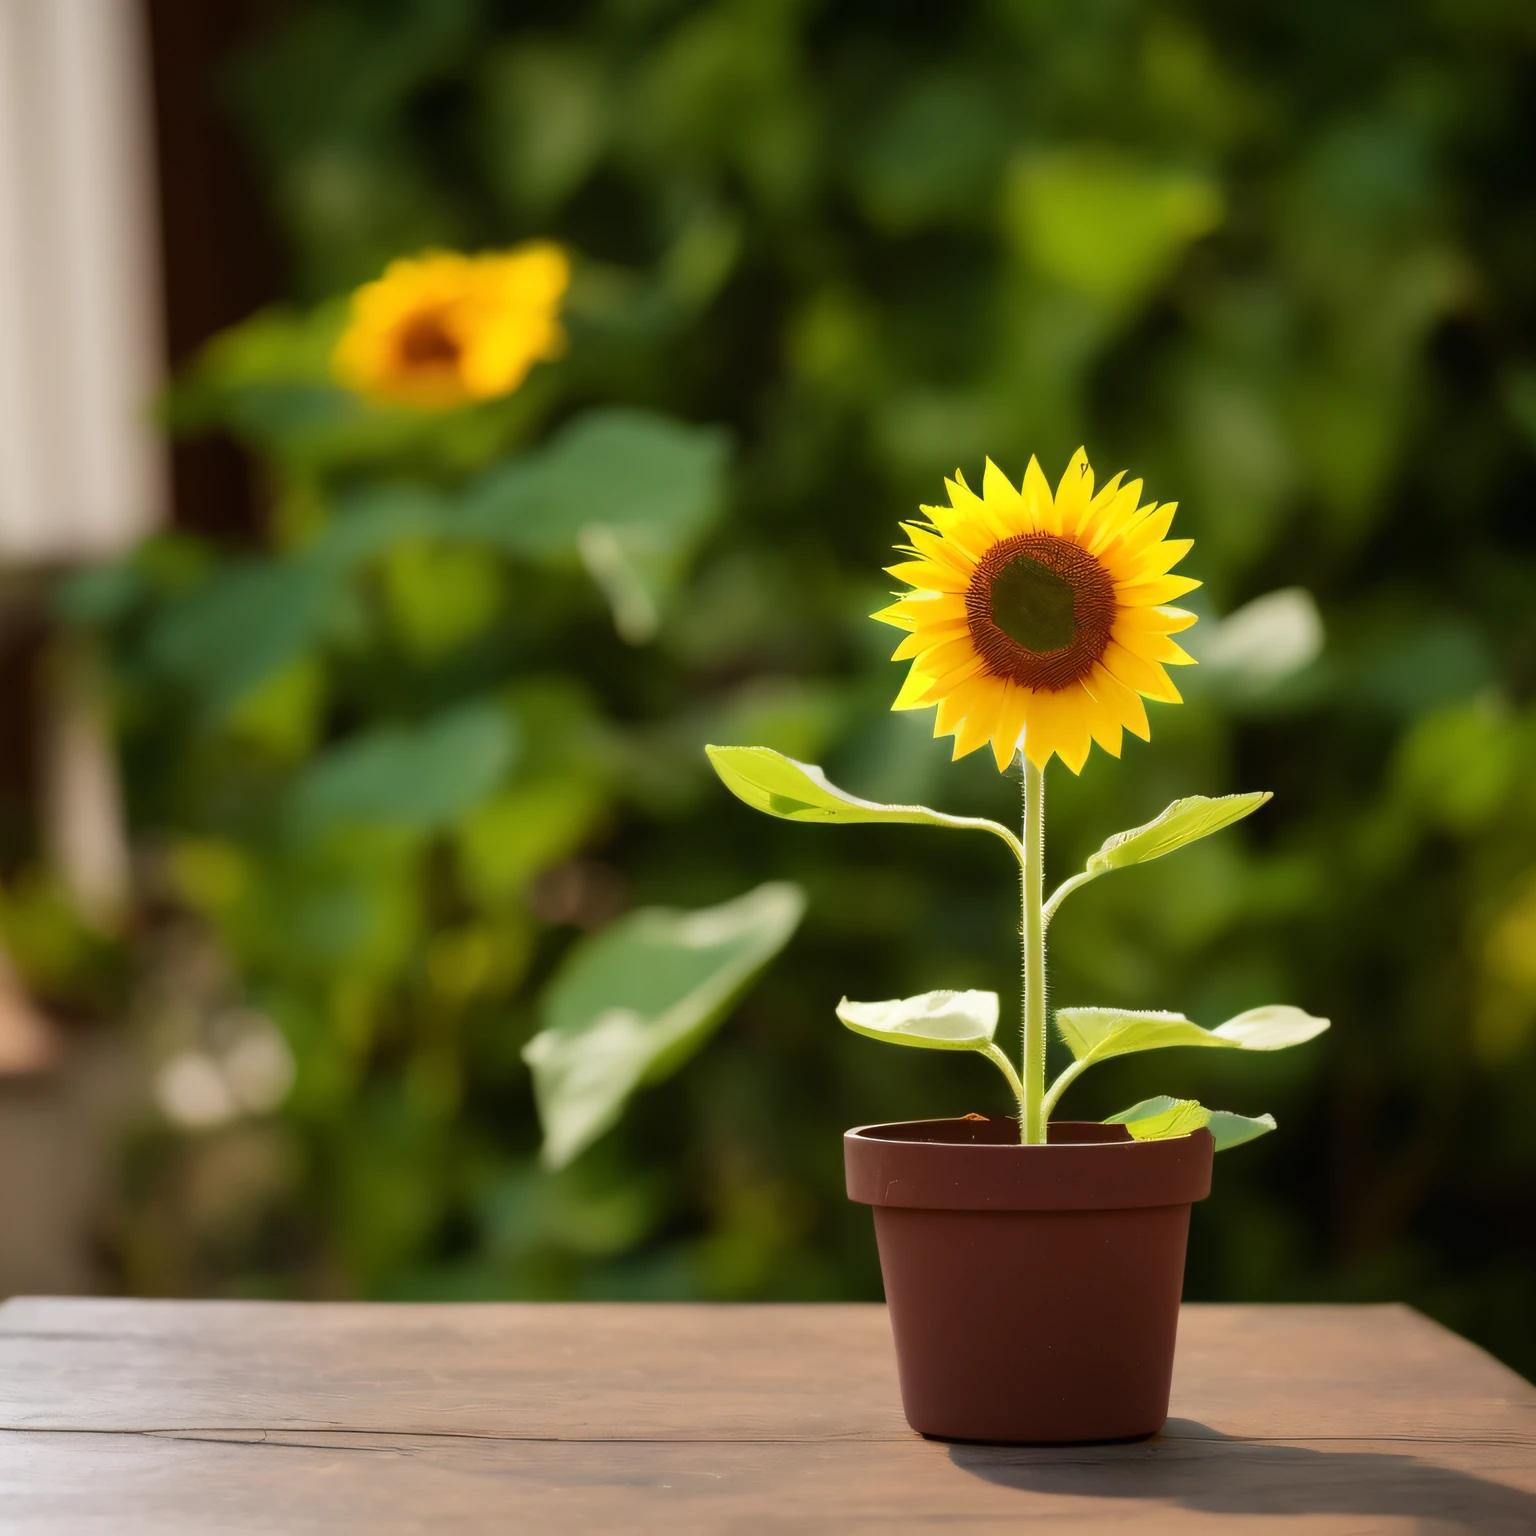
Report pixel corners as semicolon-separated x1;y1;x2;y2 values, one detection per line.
59;0;1536;1372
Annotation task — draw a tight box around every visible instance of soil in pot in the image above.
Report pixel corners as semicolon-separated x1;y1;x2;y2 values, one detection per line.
845;1116;1214;1444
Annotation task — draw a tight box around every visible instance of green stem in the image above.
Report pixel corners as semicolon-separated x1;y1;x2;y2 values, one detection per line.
1021;758;1047;1144
1041;869;1097;928
981;1042;1026;1123
1040;1057;1088;1122
986;823;1028;868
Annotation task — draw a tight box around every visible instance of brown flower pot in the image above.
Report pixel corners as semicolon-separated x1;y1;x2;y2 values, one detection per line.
845;1116;1214;1444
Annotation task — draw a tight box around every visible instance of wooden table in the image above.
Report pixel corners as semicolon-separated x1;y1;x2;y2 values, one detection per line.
1;1299;1532;1532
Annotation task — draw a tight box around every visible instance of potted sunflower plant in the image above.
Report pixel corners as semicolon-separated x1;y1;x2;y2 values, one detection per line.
708;451;1328;1444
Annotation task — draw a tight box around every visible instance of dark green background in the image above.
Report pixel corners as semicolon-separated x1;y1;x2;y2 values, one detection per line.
42;0;1536;1377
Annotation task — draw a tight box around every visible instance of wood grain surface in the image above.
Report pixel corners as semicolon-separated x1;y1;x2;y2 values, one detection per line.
0;1299;1532;1532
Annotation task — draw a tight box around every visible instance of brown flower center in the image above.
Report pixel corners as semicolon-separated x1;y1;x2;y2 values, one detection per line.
398;310;461;368
965;533;1116;691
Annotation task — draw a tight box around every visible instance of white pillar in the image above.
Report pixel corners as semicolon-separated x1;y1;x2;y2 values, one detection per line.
0;0;165;559
0;0;165;950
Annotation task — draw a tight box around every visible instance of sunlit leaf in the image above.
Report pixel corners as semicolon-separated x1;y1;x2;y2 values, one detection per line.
1208;1004;1332;1050
1107;1095;1277;1150
836;990;999;1052
524;882;805;1169
1056;1003;1329;1064
1086;793;1272;874
1056;1008;1202;1063
1109;1096;1211;1140
706;745;1020;853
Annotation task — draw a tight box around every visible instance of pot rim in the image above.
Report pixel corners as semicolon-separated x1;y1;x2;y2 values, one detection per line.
844;1116;1214;1211
849;1116;1156;1148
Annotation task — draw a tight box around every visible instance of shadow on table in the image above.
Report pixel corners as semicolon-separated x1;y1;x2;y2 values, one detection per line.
947;1420;1536;1532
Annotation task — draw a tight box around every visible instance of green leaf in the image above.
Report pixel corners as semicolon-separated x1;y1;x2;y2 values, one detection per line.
523;882;805;1169
1005;148;1223;309
836;990;999;1051
454;779;608;907
576;524;660;644
1107;1095;1277;1151
1109;1096;1212;1140
463;407;729;555
315;486;444;567
1086;793;1273;874
144;561;341;716
1055;1003;1329;1065
1207;1110;1280;1151
287;703;518;838
139;489;445;715
461;407;730;637
1207;1004;1332;1050
1056;1008;1204;1063
705;745;1022;855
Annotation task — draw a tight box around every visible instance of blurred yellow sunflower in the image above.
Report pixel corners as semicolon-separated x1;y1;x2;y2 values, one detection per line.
874;450;1199;774
333;244;569;409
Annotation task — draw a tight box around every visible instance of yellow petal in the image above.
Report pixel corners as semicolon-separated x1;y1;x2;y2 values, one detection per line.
1112;604;1198;636
890;621;969;661
1127;632;1196;666
916;507;989;562
1080;685;1124;757
978;457;1027;541
989;680;1031;770
1115;573;1202;606
908;652;988;705
1082;479;1145;554
1103;530;1190;586
1022;687;1093;773
1120;501;1181;557
1084;662;1150;740
981;456;1020;507
1022;454;1057;534
929;672;1007;755
951;703;997;761
892;665;936;710
873;592;968;630
885;560;967;593
1138;537;1195;577
935;673;993;736
1102;504;1177;568
872;600;917;631
1085;469;1126;515
1054;448;1095;537
1102;641;1182;703
949;468;981;505
911;634;982;678
899;523;978;579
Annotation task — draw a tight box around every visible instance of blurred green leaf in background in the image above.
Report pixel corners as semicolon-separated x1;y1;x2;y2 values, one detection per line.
526;881;805;1170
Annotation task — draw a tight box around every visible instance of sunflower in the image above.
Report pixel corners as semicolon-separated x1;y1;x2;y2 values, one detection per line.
874;450;1199;774
333;244;569;409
